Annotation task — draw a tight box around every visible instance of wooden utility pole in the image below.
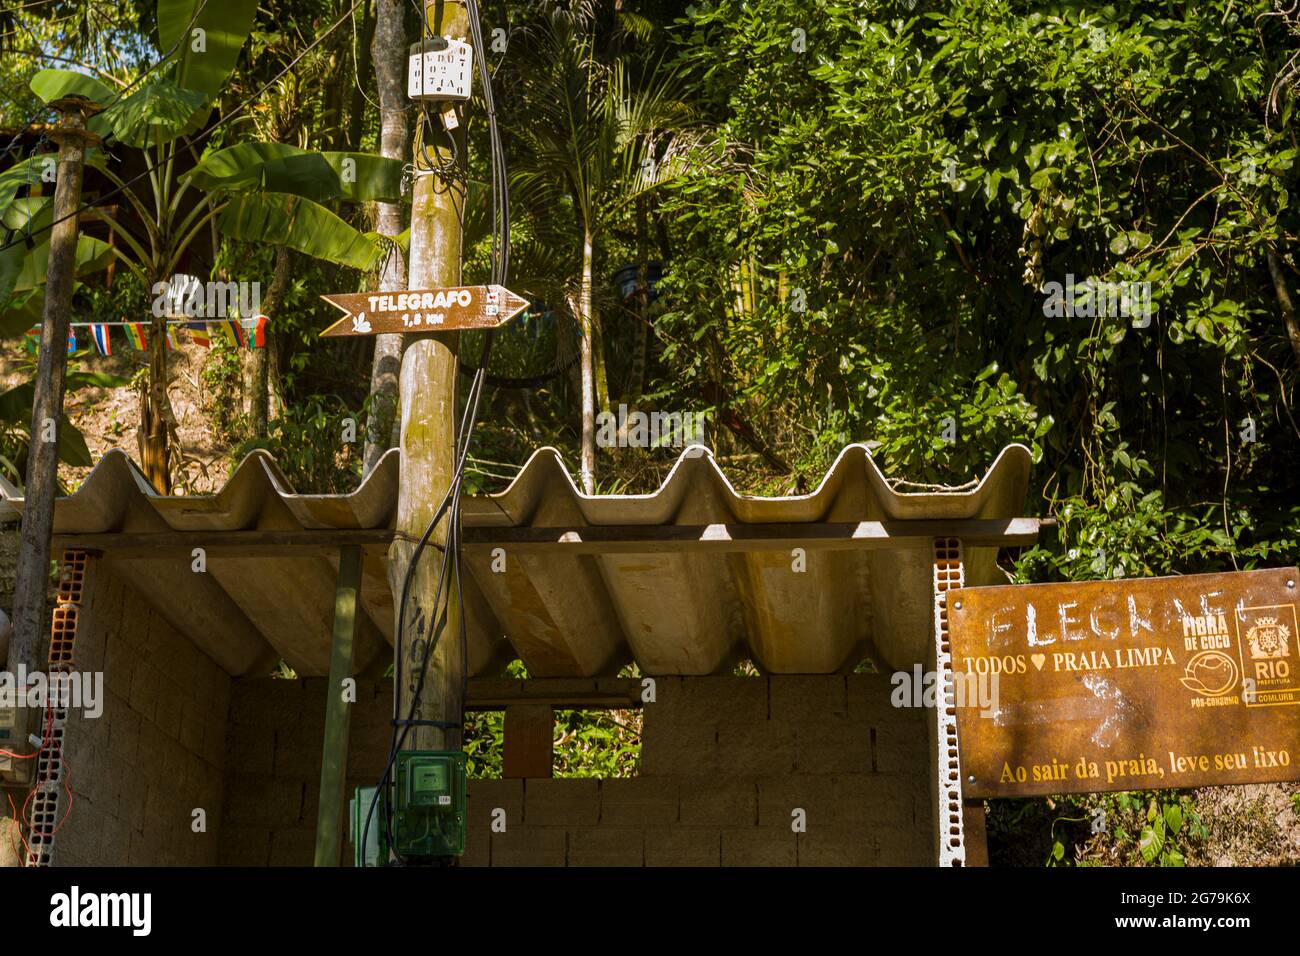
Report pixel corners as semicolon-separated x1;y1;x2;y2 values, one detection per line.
10;99;96;697
387;0;469;753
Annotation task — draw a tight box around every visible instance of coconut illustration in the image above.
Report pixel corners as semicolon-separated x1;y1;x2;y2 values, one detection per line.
1179;651;1237;697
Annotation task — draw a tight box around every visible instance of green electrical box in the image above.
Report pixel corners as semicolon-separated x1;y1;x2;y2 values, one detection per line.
350;752;467;864
394;750;467;858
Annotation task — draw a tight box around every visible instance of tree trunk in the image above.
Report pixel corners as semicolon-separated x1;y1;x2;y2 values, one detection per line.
347;0;376;151
251;246;293;437
141;299;174;494
1267;250;1300;368
363;0;409;475
579;231;596;493
593;319;611;414
628;196;650;404
614;202;651;450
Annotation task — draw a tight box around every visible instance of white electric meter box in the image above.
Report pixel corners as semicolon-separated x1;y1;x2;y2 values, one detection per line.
408;37;473;102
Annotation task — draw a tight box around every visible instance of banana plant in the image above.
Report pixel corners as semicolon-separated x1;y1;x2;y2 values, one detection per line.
0;154;114;335
0;362;131;492
9;0;403;494
0;150;120;491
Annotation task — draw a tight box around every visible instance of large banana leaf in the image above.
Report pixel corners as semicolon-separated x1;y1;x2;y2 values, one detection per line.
218;193;388;271
28;68;115;108
186;142;302;191
0;234;111;331
94;79;208;148
189;143;404;203
0;244;27;309
0;288;43;338
0;195;51;306
12;236;112;293
3;196;52;234
0;383;93;468
0;155;53;218
1;198;54;305
158;0;257;100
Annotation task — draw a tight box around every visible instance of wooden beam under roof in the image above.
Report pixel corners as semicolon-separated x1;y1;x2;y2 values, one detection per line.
459;517;1046;553
51;528;398;558
53;517;1046;558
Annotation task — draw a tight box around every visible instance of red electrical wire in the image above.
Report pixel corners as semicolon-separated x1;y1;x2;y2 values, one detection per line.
7;701;62;863
5;789;31;860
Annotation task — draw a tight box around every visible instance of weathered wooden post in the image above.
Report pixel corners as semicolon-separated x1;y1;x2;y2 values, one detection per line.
386;0;470;755
314;544;363;866
9;99;97;721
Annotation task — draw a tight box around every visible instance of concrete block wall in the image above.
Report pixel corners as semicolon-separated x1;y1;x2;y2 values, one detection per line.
52;563;232;866
471;675;931;866
219;677;391;866
221;673;931;867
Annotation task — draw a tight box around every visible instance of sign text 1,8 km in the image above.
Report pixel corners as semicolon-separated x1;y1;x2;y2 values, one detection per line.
948;567;1300;798
319;285;529;337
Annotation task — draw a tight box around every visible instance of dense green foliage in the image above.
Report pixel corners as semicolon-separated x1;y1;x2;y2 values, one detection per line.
656;0;1299;579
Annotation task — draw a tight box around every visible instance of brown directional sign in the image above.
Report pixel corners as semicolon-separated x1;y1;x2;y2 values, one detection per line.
947;567;1300;798
319;285;529;337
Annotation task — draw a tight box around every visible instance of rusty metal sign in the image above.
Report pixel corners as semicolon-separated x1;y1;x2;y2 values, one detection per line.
319;285;528;337
948;567;1300;798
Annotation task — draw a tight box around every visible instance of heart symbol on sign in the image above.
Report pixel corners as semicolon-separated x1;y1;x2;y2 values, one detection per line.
1031;653;1046;671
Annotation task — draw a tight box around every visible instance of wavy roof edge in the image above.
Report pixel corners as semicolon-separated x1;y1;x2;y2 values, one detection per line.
0;441;1034;534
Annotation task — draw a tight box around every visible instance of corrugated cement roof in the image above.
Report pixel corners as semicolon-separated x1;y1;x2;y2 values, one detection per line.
0;443;1033;679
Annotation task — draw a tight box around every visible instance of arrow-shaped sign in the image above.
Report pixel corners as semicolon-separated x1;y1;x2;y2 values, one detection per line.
319;284;529;337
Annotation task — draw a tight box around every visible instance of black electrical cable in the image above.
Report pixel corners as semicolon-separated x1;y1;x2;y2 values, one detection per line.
368;0;508;864
361;0;509;865
377;349;491;851
362;340;491;864
456;349;581;389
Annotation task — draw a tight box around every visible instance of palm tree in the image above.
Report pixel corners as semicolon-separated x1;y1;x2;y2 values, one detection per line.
508;8;697;492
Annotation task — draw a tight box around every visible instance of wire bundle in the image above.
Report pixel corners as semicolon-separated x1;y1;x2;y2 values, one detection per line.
362;0;509;866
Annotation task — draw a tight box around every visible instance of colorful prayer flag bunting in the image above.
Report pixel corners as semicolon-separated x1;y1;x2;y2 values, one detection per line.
91;324;112;356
